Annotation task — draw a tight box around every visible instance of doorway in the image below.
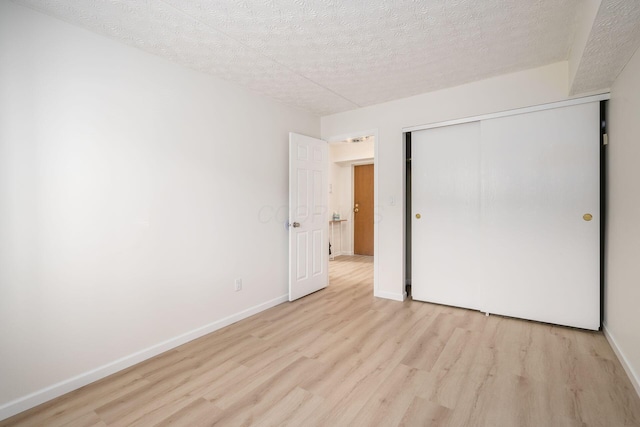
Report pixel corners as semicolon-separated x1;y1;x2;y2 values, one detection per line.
327;129;383;296
328;134;375;290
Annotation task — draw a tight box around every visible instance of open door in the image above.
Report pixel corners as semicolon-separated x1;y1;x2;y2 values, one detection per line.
289;132;329;301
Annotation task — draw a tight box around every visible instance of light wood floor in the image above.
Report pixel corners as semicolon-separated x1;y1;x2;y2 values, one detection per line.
3;255;640;426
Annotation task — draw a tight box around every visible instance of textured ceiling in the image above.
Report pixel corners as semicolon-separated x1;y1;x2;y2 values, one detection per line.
11;0;638;115
571;0;640;95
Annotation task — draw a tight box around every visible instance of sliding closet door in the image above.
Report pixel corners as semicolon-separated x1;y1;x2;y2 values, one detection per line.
411;122;481;310
481;103;600;330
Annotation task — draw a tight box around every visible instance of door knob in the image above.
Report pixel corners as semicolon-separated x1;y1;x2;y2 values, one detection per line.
354;208;359;213
415;213;421;219
583;213;593;221
291;222;301;228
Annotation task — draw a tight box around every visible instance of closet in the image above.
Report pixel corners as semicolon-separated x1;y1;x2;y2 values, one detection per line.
411;100;601;330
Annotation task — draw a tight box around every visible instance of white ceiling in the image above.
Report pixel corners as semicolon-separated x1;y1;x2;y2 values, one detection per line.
12;0;640;116
571;0;640;95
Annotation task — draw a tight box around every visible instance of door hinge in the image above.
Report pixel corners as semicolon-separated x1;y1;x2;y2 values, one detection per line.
603;134;609;146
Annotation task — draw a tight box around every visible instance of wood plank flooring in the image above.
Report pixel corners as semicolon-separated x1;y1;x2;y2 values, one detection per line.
3;255;640;426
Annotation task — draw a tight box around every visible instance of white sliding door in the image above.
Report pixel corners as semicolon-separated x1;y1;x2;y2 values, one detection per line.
481;103;600;330
411;122;481;310
411;101;600;330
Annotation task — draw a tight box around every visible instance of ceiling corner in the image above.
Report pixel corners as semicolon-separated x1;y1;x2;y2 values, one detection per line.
570;0;640;95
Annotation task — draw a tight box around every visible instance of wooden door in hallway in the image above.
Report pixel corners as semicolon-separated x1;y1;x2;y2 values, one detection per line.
354;164;374;255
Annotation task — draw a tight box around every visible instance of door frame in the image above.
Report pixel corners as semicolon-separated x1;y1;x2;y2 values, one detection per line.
326;129;379;297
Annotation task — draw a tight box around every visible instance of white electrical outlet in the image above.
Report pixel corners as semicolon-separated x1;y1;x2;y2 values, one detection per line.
234;278;242;292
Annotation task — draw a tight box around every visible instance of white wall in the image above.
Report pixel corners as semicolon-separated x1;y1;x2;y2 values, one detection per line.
321;62;573;300
328;140;374;255
328;161;348;255
0;2;319;419
329;140;374;164
606;45;640;395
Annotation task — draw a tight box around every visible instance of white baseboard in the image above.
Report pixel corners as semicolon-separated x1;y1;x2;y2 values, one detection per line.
374;290;406;302
603;323;640;399
0;294;288;422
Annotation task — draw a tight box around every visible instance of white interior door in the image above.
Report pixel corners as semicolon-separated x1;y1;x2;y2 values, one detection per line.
481;103;600;330
289;132;329;301
411;122;482;310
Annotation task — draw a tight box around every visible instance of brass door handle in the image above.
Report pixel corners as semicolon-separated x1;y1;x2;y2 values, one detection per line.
415;213;421;219
354;208;359;213
583;213;593;221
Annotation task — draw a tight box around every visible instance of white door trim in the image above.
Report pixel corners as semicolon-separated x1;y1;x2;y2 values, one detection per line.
403;93;609;133
326;129;382;299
